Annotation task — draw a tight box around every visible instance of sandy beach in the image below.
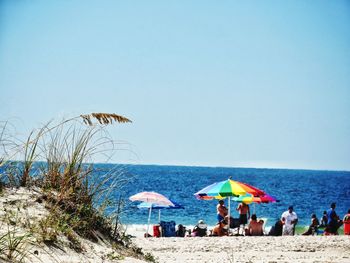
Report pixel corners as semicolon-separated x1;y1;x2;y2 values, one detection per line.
0;185;349;263
131;235;350;263
1;187;349;263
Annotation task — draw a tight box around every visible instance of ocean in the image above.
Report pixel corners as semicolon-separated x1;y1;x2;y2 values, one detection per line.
2;162;349;228
102;164;350;228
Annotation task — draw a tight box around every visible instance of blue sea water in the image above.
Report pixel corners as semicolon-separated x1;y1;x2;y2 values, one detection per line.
2;162;349;228
102;164;350;227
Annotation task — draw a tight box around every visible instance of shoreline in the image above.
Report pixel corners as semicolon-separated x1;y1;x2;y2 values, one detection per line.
123;223;345;238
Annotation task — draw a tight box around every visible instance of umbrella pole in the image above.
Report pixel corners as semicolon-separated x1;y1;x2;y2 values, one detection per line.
147;206;152;237
158;210;161;222
228;198;231;236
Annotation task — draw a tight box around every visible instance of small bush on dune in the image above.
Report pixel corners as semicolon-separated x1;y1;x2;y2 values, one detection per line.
0;210;33;262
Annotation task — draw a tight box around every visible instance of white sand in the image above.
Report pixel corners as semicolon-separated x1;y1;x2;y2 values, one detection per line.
132;235;350;263
1;188;349;263
124;225;350;263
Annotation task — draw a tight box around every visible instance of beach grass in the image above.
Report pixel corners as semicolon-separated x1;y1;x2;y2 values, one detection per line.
0;113;154;262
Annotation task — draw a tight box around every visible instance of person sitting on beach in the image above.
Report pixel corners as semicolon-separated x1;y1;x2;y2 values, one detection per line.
268;218;284;236
212;219;228;236
281;206;298;235
302;214;319;235
245;214;264;236
217;200;228;222
176;224;186;237
191;220;208;237
320;210;328;227
326;203;343;235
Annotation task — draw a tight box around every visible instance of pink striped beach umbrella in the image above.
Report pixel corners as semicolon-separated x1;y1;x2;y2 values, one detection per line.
130;191;174;206
129;191;174;236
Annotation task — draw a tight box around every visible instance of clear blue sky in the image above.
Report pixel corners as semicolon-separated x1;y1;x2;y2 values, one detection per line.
1;1;349;171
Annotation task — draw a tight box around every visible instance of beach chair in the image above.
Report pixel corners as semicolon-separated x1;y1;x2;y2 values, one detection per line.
229;218;240;229
228;218;241;235
261;217;268;235
160;220;176;237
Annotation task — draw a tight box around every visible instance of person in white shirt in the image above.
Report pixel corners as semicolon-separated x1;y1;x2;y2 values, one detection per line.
281;206;298;235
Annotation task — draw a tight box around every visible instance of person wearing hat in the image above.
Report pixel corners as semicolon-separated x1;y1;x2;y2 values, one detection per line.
281;206;298;235
192;220;208;237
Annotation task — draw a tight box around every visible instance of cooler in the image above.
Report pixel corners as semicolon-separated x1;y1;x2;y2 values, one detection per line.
153;224;161;237
344;215;350;235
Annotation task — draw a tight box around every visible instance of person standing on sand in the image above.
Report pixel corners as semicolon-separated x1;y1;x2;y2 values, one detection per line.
281;206;298;235
236;202;250;229
327;203;343;234
217;200;228;222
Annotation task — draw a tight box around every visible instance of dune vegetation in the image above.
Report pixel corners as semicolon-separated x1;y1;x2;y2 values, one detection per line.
0;113;154;263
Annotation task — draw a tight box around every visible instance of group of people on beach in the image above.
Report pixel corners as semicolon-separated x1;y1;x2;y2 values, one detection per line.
300;202;348;236
177;200;350;237
212;199;265;236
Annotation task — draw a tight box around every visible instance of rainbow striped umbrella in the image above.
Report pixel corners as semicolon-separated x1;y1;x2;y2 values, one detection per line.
194;179;265;199
194;178;266;233
232;193;278;214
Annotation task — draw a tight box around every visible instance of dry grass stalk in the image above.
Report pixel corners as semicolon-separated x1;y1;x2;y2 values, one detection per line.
0;122;19;168
80;113;132;126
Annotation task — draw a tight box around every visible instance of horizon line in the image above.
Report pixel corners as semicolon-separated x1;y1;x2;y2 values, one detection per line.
4;159;350;173
104;161;350;173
